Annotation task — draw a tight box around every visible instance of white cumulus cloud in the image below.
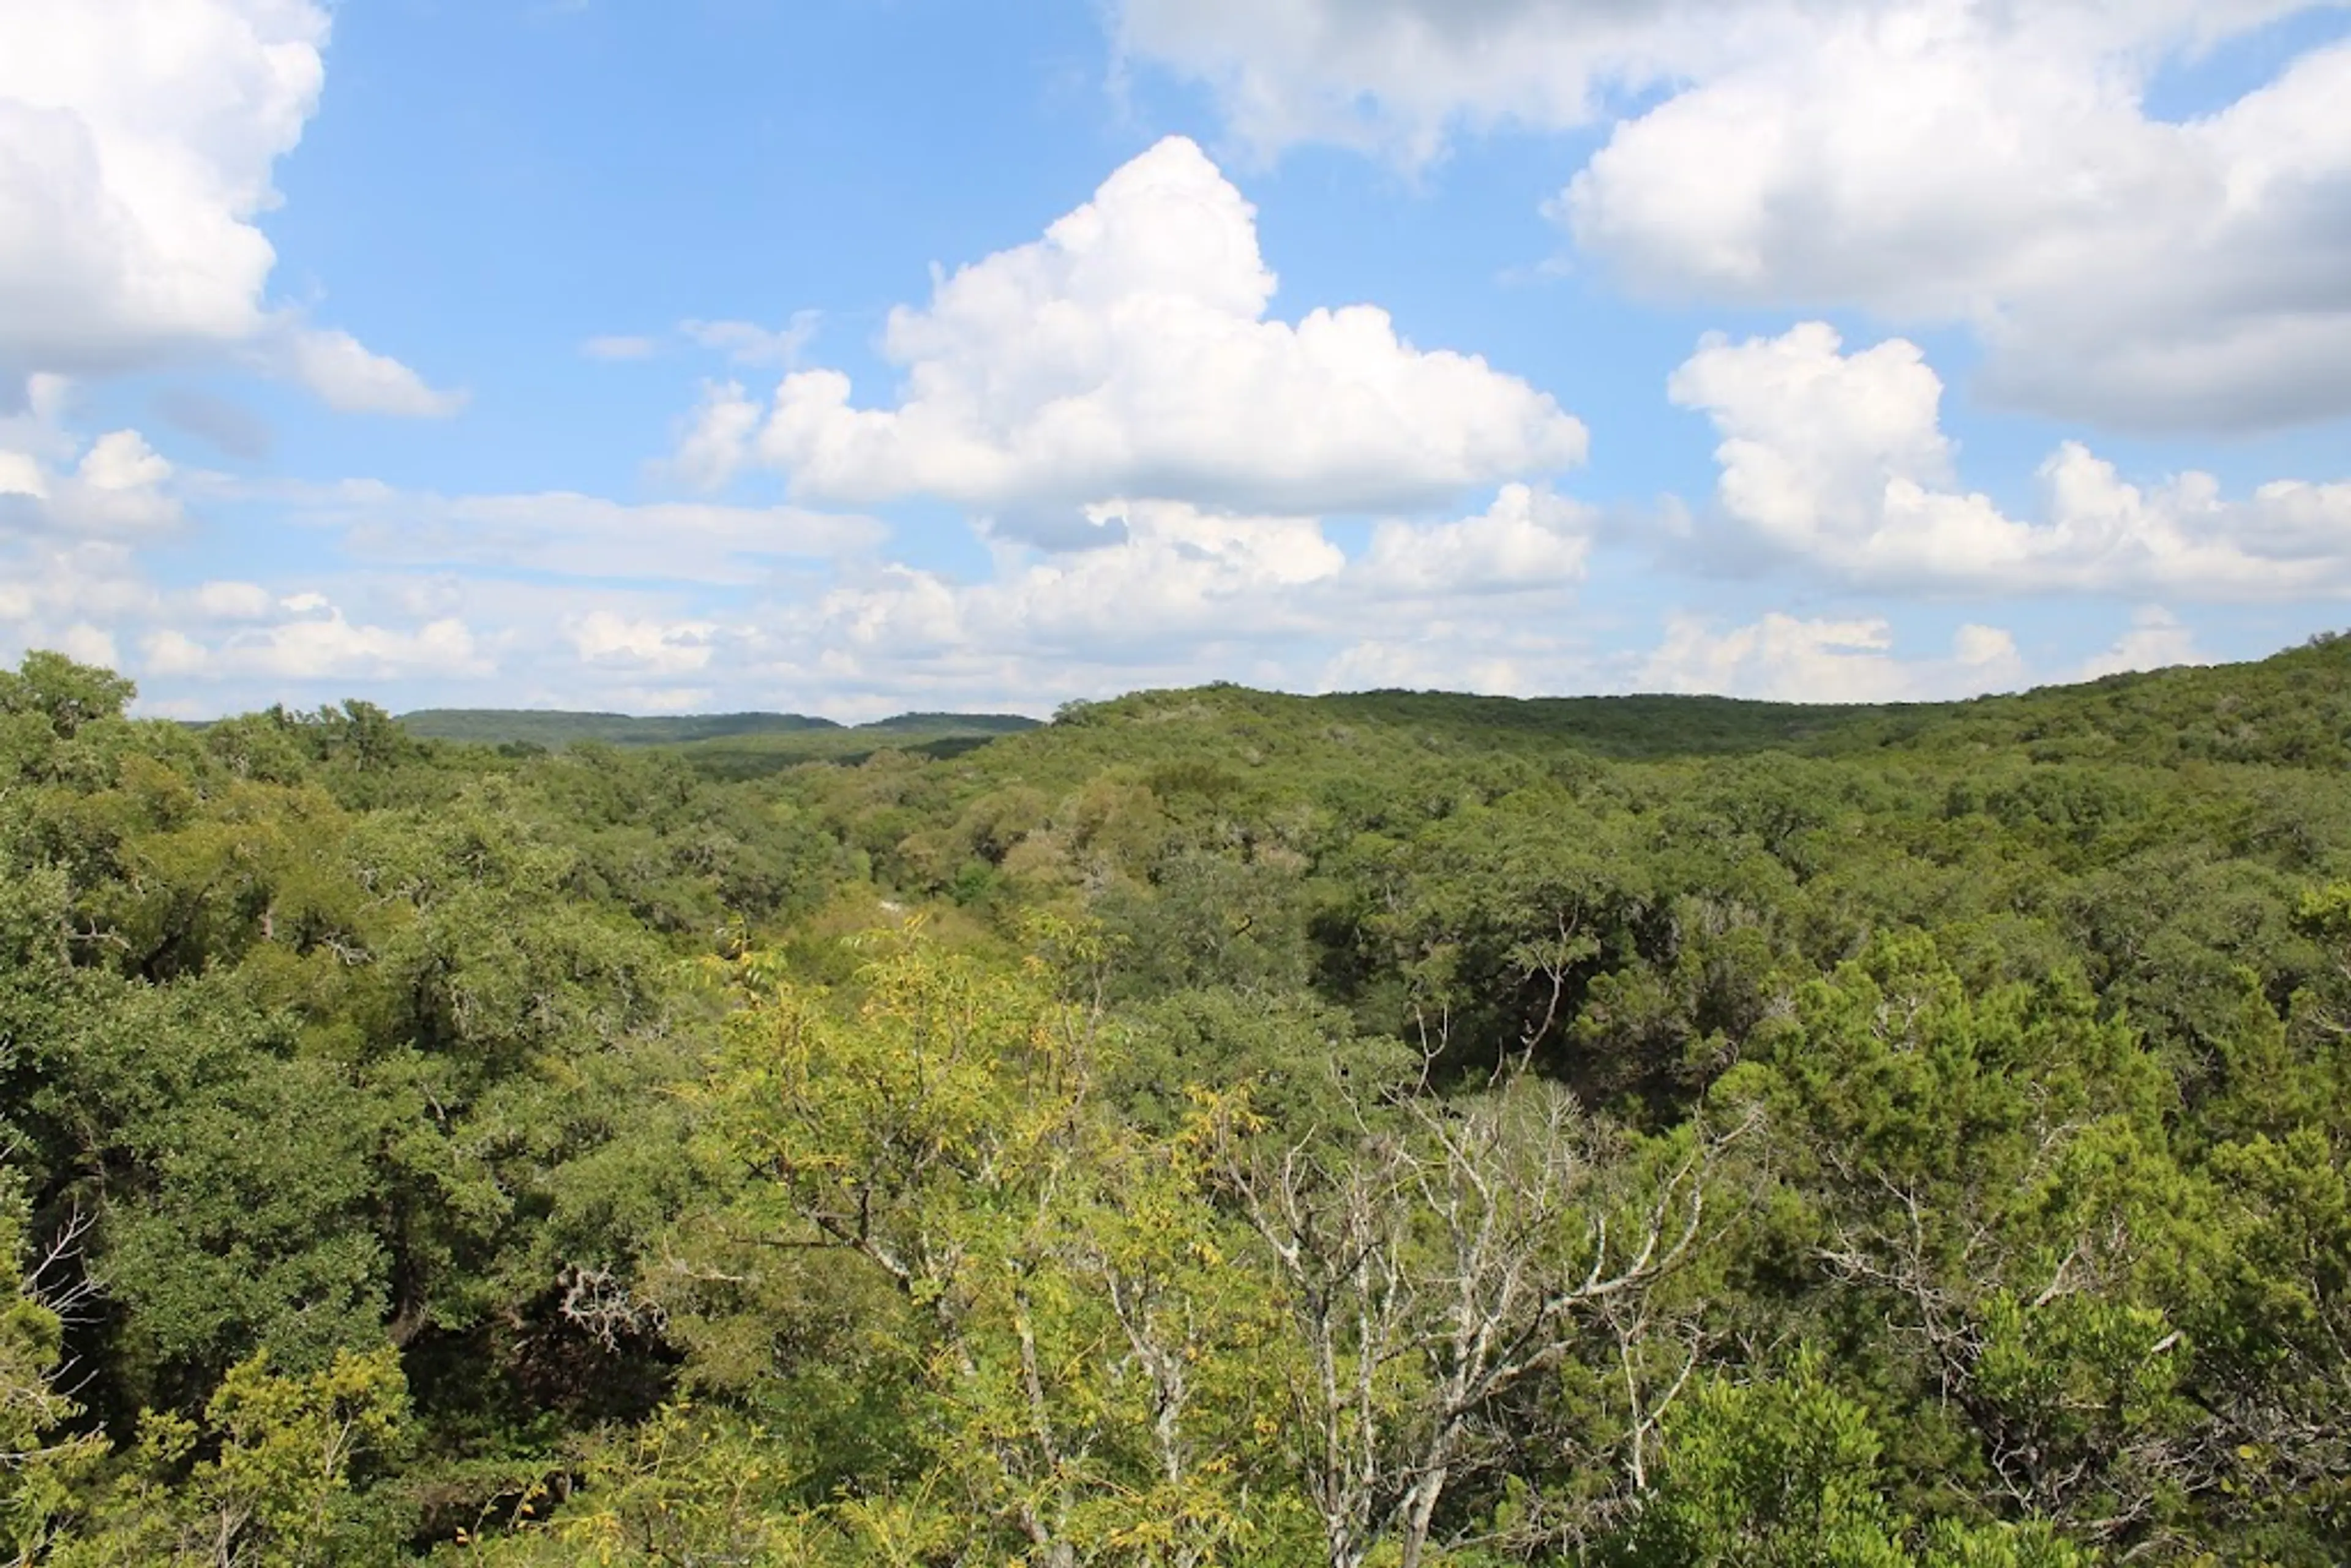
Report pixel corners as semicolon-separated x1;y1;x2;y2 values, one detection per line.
1116;0;1771;163
565;610;719;675
280;327;467;418
142;595;489;681
1352;482;1590;596
736;482;1598;711
2075;606;2211;679
0;539;160;669
1640;611;2029;702
1668;322;2351;597
0;415;184;536
0;0;455;413
681;137;1587;516
1118;0;2351;432
1567;11;2351;430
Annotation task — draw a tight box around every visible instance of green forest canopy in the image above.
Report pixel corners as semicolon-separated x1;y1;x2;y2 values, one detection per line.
2;635;2348;1564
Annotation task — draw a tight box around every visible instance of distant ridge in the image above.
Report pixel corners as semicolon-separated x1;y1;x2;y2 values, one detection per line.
856;711;1041;735
396;707;1041;749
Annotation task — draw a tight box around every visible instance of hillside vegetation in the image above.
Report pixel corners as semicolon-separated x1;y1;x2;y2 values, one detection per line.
2;637;2348;1565
398;705;1038;748
392;707;1042;781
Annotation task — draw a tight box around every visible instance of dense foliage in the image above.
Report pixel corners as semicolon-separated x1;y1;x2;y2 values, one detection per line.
392;708;1039;775
2;637;2348;1564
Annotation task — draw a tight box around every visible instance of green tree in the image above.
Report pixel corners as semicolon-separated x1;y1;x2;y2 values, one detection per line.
62;1348;409;1567
1600;1356;2091;1568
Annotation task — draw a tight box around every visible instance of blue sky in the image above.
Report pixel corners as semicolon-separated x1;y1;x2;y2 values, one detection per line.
4;0;2349;718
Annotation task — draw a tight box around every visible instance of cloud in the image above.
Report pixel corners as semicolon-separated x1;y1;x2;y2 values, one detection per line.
564;609;719;675
680;312;820;369
2075;606;2210;680
1640;611;2028;703
151;386;272;459
142;595;490;681
1567;13;2351;430
0;538;160;667
0;0;452;413
279;327;467;418
681;137;1586;515
0;416;184;536
1635;601;2210;707
198;477;886;585
804;501;1346;662
1117;0;2351;432
0;423;884;709
1114;0;1757;163
668;381;766;490
583;314;821;369
1352;481;1589;596
1668;322;2351;597
63;470;1596;715
1317;628;1581;699
61;430;182;532
746;482;1595;711
1117;0;2311;158
193;579;276;620
0;374;80;479
54;622;122;669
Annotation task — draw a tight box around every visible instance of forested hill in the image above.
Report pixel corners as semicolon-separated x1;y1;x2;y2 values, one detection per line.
1029;628;2350;772
2;635;2349;1565
402;627;2345;780
396;705;1040;748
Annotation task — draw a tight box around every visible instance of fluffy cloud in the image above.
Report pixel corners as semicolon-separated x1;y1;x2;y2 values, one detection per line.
281;328;466;418
1116;1;2310;156
681;137;1587;515
0;396;185;536
739;482;1594;713
565;610;719;675
1638;601;2214;703
1669;323;2351;596
142;594;489;681
669;382;767;491
0;447;879;709
1640;612;2028;702
0;536;163;677
0;0;454;411
2076;606;2210;680
1568;11;2351;429
1119;0;2351;431
51;430;184;533
806;505;1343;663
5;476;1578;716
1318;626;1583;699
1351;482;1590;596
1116;0;1769;162
838;487;1581;656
